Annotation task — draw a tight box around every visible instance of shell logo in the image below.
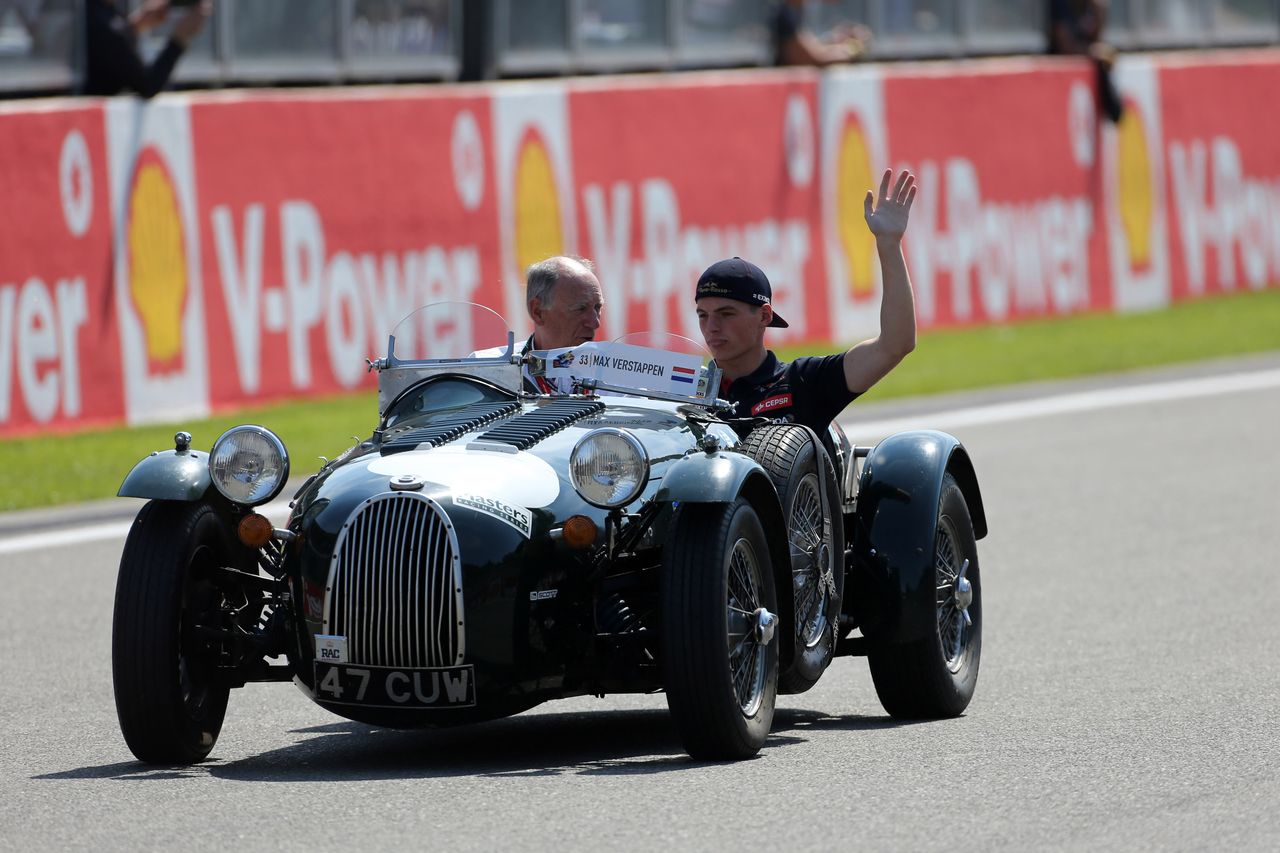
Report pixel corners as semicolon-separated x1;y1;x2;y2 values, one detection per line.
835;114;877;299
126;148;187;370
513;128;564;273
1115;98;1153;271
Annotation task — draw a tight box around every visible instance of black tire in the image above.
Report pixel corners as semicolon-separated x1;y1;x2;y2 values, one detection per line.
867;474;982;718
662;499;779;760
737;424;844;694
113;501;235;763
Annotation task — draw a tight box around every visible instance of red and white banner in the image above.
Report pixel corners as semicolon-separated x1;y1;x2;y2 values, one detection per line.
879;60;1110;328
2;50;1279;437
569;72;823;345
0;104;120;434
188;91;501;409
1159;55;1280;302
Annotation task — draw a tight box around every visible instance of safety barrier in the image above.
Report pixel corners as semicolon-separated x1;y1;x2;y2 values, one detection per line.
2;51;1279;435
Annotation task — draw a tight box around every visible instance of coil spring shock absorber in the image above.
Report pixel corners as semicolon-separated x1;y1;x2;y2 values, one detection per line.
597;593;643;634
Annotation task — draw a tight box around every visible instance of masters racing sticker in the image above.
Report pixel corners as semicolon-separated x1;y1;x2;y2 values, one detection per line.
454;493;533;538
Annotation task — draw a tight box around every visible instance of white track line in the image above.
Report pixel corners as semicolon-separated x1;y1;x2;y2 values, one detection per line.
840;367;1280;440
0;520;134;555
4;366;1279;557
0;498;294;556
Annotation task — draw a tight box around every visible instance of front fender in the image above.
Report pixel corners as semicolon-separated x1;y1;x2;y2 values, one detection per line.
848;430;986;643
656;449;794;665
118;449;211;502
656;450;766;505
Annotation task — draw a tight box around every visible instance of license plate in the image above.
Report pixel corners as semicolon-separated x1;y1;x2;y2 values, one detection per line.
313;662;476;709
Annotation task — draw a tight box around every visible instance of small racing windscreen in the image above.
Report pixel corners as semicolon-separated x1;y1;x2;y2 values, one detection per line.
386;301;513;363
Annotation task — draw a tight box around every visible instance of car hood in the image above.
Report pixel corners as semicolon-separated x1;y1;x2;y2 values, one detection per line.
290;395;733;536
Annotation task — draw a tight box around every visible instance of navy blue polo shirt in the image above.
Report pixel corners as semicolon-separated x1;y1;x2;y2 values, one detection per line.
718;351;859;435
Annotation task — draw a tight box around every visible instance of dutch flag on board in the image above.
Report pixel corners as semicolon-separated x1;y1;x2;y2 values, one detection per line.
671;366;696;384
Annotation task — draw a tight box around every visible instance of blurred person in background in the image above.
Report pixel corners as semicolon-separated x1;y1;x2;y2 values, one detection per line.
0;0;77;59
1047;0;1124;122
770;0;870;67
81;0;211;97
0;0;43;43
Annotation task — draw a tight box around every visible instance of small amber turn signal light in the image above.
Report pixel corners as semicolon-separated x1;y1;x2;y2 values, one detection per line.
238;513;275;548
562;515;598;549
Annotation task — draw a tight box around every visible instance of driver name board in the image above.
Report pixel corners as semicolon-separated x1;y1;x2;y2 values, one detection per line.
543;342;708;398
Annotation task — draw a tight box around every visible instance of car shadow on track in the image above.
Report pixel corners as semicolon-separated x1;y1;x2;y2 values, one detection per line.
36;707;927;782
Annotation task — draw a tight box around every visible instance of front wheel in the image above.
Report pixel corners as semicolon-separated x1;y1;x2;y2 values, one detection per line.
867;474;982;718
113;501;237;763
662;499;779;760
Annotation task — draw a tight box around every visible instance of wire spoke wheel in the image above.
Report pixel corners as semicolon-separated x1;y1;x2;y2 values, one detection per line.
867;472;982;719
933;517;970;672
113;501;236;764
727;537;767;716
788;473;829;649
662;499;779;760
178;559;221;722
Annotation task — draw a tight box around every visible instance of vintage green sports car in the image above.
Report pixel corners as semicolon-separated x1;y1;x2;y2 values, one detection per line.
113;303;987;763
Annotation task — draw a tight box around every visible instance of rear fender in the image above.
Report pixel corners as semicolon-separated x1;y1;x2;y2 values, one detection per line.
825;421;856;513
118;449;211;502
848;430;986;643
657;450;794;665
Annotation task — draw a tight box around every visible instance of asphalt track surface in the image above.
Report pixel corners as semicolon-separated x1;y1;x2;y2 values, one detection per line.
3;354;1279;852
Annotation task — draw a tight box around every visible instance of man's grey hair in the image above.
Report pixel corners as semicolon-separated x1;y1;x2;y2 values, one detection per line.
526;256;597;313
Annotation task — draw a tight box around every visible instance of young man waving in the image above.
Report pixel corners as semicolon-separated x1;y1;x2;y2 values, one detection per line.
694;169;917;434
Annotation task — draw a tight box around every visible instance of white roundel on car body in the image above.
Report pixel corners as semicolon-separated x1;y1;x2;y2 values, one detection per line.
365;446;560;507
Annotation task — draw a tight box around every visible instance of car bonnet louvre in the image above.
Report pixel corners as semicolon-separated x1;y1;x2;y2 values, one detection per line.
474;399;606;450
381;401;521;455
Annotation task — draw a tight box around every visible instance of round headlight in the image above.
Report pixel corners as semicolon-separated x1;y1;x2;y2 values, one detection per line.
209;425;290;506
569;428;649;508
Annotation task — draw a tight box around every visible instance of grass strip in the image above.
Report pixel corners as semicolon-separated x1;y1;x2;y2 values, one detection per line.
780;287;1280;401
2;289;1278;512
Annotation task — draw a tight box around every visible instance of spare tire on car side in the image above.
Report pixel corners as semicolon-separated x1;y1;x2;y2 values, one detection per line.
736;423;844;694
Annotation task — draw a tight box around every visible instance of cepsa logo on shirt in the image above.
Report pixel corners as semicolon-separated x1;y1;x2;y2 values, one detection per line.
752;394;793;415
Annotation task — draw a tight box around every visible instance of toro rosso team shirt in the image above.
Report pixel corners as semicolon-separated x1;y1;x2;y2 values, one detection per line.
718;351;860;436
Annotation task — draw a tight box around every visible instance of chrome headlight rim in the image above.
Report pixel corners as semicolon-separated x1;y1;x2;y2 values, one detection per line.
569;427;650;509
208;424;290;507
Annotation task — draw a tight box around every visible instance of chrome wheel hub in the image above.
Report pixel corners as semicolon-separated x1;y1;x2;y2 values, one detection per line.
753;607;778;645
955;570;973;613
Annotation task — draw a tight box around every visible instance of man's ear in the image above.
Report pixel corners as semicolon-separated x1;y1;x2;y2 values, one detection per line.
759;304;774;328
529;298;544;325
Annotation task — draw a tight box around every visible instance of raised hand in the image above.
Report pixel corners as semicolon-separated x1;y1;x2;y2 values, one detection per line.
129;0;172;34
863;168;916;241
173;0;213;47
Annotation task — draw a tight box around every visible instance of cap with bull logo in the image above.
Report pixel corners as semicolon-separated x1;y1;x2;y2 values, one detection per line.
694;257;789;329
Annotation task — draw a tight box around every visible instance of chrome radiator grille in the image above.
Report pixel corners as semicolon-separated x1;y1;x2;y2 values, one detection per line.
324;492;464;668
